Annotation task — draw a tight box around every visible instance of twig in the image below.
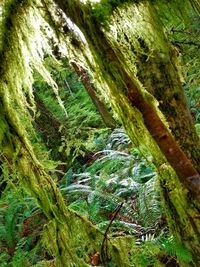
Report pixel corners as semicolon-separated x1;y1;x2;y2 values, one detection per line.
100;202;124;265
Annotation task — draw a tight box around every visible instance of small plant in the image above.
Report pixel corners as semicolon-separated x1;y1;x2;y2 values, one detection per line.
0;187;43;267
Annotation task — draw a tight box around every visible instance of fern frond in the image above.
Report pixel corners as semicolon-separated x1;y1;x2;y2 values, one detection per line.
160;235;193;263
97;220;144;236
106;128;131;150
137;178;162;228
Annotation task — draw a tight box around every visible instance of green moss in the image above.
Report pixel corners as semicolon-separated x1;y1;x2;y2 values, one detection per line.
1;0;200;265
68;0;200;261
0;113;8;145
90;0;132;25
195;124;200;136
112;236;136;266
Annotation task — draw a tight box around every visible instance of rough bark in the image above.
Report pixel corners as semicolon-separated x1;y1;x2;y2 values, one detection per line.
136;45;200;173
71;62;117;128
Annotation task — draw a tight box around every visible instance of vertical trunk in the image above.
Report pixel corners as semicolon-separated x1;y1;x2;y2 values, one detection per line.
71;62;117;128
54;0;200;263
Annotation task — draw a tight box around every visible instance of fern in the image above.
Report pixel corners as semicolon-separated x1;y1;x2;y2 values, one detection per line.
160;235;193;263
106;128;131;150
60;128;163;236
0;187;39;259
34;61;105;163
97;220;145;235
137;178;162;228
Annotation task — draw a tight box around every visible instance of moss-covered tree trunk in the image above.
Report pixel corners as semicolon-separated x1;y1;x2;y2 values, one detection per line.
54;0;200;264
136;45;200;172
101;0;200;172
151;0;200;172
0;1;133;266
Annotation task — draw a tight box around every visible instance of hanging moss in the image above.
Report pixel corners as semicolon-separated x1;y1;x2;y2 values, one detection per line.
0;2;139;265
53;0;200;263
1;0;200;264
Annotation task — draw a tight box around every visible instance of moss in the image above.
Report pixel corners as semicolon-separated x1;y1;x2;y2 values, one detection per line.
90;0;132;25
112;236;136;266
63;0;200;261
0;113;9;145
153;0;194;26
0;1;132;265
1;0;200;265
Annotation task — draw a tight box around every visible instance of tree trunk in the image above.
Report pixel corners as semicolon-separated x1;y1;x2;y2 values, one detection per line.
54;0;200;264
71;62;117;128
0;1;133;265
147;0;200;172
136;42;200;173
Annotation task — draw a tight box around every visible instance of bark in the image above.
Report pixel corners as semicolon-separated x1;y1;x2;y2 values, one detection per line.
53;0;200;263
71;62;117;128
136;44;200;173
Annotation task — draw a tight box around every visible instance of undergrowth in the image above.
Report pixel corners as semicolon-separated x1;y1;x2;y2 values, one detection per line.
0;55;196;266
